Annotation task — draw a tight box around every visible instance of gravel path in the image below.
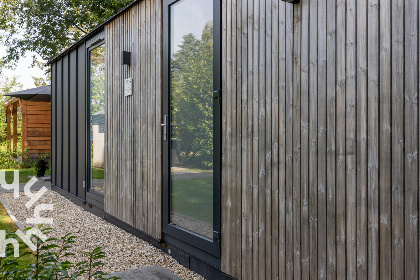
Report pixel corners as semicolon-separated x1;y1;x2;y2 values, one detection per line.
0;190;204;280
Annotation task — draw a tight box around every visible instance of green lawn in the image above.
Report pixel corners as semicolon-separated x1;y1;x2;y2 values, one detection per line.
0;202;34;268
171;177;213;223
92;168;104;180
1;168;51;184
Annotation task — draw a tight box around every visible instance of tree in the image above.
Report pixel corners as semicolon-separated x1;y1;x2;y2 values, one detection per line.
0;76;23;143
0;0;133;67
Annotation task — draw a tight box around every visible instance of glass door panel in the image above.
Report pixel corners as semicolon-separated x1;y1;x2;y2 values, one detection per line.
169;0;214;240
89;44;106;195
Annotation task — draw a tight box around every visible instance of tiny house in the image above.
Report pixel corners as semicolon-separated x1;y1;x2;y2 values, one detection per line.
50;0;420;279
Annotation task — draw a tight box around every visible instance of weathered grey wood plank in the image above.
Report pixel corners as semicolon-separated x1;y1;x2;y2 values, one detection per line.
264;1;272;277
336;0;346;278
240;0;251;277
404;0;419;278
368;0;380;278
308;0;318;278
292;3;301;279
278;3;286;279
270;1;279;279
300;0;309;278
222;0;231;273
251;0;260;279
326;0;336;278
257;0;266;278
155;0;162;240
141;0;148;231
379;0;392;278
346;0;356;278
245;0;254;278
356;0;368;278
234;0;242;276
285;4;294;279
318;0;328;278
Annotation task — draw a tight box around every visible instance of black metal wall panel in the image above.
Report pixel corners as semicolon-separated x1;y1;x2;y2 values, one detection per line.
51;63;56;186
77;44;87;200
56;59;63;188
69;50;78;196
62;56;70;193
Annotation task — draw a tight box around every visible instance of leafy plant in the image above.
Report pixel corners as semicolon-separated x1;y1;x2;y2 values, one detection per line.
0;0;134;67
22;152;50;170
0;226;120;280
0;149;21;169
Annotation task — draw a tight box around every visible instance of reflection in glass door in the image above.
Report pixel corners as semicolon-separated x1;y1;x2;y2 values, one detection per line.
170;0;214;240
163;0;221;257
89;44;106;196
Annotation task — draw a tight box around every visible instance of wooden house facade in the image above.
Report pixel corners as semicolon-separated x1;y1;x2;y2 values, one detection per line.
50;0;420;279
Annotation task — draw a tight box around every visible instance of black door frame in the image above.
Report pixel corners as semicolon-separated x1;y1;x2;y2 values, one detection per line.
85;31;106;209
162;0;222;258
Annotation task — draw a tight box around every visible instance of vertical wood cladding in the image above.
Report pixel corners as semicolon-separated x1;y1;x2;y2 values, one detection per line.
104;0;162;239
221;0;420;279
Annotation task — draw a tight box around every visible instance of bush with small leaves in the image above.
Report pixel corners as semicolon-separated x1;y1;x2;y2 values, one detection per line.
0;226;120;280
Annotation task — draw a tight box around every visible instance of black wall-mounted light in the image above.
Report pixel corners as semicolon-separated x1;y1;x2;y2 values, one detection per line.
282;0;299;3
122;51;131;65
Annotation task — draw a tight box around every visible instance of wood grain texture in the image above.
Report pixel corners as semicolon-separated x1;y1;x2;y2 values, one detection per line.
104;0;162;238
220;0;420;279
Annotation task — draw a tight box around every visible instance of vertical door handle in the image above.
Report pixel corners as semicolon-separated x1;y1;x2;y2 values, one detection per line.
161;115;168;141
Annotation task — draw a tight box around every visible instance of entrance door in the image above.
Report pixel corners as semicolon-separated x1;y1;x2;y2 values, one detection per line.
163;0;221;257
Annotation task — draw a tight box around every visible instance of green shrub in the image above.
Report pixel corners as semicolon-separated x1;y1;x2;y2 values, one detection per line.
0;226;120;280
21;151;51;170
0;149;21;169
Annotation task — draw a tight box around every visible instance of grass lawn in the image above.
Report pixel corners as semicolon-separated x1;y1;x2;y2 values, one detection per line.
171;177;213;224
1;168;51;184
0;202;34;268
92;168;104;179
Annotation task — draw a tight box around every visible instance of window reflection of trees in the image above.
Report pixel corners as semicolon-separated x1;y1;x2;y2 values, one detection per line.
171;22;214;170
90;45;105;115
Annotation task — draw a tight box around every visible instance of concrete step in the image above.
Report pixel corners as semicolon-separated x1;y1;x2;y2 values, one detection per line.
106;266;181;280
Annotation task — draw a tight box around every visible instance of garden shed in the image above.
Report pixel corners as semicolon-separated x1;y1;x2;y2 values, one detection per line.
4;86;51;156
49;0;420;279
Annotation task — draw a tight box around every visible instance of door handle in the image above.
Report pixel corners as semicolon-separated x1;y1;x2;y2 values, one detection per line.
161;115;168;141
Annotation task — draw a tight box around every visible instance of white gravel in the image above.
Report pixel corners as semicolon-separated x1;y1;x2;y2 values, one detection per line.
0;190;205;280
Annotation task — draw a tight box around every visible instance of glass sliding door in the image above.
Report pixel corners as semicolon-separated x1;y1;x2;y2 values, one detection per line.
163;0;221;257
88;42;106;197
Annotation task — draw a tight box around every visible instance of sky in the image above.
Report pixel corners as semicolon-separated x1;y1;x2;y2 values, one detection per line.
171;0;213;55
0;46;47;90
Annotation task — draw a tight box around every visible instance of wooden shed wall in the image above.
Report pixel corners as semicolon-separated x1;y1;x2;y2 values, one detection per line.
21;100;51;154
221;0;419;279
104;0;162;239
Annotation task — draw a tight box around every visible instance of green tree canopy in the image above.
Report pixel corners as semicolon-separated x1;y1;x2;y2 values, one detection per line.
0;0;133;67
171;22;214;169
0;76;23;143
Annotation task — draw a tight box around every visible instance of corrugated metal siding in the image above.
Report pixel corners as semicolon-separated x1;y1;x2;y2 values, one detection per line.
51;44;87;199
